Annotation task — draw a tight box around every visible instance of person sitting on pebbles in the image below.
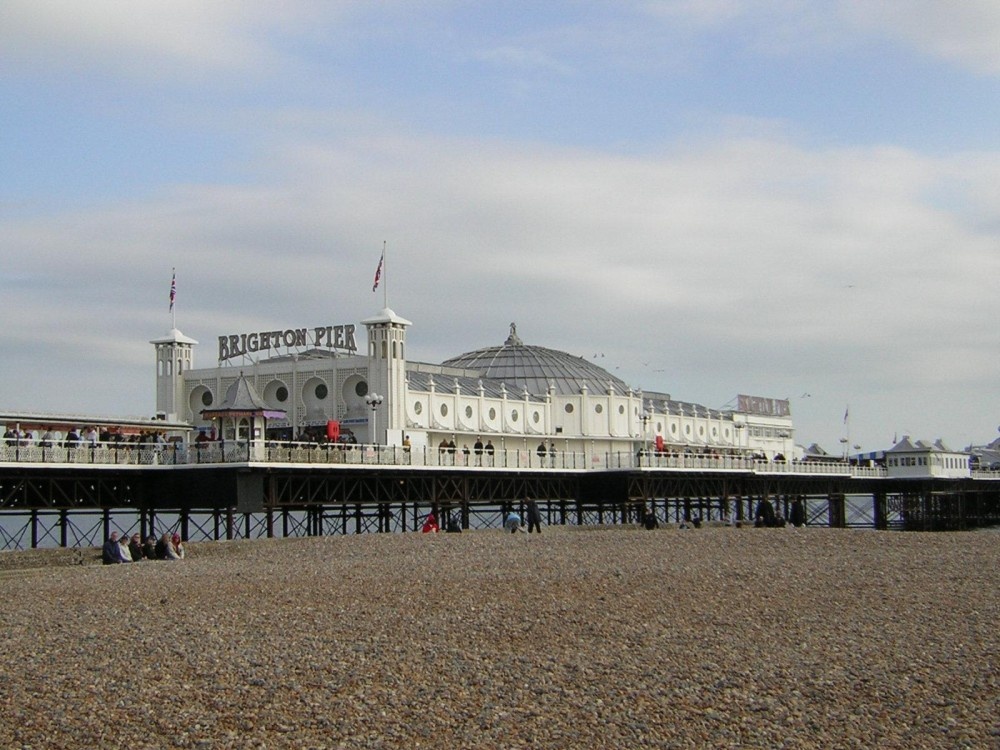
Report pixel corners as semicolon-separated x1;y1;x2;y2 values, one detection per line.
421;513;439;533
171;533;186;559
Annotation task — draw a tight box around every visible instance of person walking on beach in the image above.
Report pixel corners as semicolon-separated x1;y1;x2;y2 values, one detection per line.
525;497;542;534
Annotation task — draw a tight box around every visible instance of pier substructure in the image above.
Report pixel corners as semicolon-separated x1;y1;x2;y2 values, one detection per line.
2;463;999;549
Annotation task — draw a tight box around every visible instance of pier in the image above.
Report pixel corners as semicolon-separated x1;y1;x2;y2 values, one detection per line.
2;442;999;550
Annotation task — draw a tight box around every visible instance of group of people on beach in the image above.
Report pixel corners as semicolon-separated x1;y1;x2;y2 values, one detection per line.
419;497;544;534
102;531;185;564
503;498;543;534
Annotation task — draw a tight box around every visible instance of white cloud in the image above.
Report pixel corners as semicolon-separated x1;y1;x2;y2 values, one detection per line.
0;0;357;76
3;128;999;451
635;0;1000;74
475;45;574;76
842;0;1000;75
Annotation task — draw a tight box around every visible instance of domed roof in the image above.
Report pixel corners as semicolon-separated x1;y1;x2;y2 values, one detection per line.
441;323;631;397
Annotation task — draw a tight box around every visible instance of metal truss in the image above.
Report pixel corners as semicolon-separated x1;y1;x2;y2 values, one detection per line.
2;464;998;549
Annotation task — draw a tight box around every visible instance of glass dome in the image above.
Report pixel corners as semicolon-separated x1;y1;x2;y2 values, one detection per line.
442;323;631;397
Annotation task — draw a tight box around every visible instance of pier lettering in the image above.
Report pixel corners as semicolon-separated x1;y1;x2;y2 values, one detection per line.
218;323;358;362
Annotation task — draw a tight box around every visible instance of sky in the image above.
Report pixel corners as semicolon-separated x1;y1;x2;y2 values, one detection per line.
2;0;999;454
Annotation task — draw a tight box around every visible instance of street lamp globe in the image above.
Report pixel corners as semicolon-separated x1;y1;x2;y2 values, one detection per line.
365;393;384;445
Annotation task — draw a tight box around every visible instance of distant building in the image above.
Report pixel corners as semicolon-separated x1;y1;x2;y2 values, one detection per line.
884;436;970;479
966;435;1000;472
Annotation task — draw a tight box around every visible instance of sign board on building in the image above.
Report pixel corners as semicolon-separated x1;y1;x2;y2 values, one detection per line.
218;324;357;363
736;394;791;417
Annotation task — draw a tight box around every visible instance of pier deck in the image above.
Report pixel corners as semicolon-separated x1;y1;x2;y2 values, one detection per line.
2;443;999;549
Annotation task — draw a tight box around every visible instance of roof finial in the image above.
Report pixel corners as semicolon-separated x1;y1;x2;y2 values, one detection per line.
505;322;522;346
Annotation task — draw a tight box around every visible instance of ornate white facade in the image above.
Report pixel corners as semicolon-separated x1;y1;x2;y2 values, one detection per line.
154;307;796;458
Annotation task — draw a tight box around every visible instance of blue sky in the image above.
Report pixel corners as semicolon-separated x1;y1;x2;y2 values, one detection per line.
2;1;999;453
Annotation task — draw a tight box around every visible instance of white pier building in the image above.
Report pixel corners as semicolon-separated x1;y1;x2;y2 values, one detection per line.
152;308;796;459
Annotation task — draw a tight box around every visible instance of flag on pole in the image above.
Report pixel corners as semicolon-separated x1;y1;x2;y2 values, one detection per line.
843;406;849;424
372;251;384;292
169;269;177;312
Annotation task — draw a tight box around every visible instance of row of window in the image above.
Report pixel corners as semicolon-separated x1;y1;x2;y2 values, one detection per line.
409;399;745;443
197;380;369;408
888;455;968;468
414;401;543;424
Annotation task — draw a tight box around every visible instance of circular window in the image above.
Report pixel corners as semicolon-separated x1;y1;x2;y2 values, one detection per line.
685;425;691;435
315;383;328;400
712;427;717;437
699;426;704;436
671;424;677;434
465;405;473;418
440;404;448;417
276;386;288;403
489;407;497;420
201;391;213;407
414;401;423;415
724;429;730;438
355;381;368;397
532;411;540;424
656;422;662;432
618;405;625;414
595;404;603;414
564;403;574;414
511;410;518;422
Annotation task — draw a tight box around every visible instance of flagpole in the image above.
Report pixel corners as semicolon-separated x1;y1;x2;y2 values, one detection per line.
844;405;851;463
170;268;176;330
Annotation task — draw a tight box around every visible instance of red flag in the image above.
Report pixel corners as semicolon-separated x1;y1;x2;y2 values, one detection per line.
169;270;176;311
372;252;383;292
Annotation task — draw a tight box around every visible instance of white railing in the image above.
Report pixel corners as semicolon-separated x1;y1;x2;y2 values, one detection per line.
0;440;899;479
0;442;187;466
971;469;1000;480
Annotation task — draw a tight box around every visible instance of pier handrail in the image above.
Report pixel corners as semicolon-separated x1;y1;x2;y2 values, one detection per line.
0;439;906;478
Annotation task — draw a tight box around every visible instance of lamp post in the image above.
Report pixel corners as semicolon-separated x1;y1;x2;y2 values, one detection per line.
639;410;651;465
734;421;745;454
365;393;384;445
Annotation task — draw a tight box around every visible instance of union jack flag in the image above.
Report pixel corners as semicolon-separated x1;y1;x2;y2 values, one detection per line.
372;252;383;293
169;270;176;311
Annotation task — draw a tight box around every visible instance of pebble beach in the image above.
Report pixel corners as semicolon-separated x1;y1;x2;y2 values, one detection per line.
1;526;998;749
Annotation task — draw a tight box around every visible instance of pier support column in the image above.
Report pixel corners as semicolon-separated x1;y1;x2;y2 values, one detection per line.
828;494;846;528
873;492;887;531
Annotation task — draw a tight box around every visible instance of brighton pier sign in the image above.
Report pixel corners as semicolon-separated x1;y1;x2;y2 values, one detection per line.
218;324;357;363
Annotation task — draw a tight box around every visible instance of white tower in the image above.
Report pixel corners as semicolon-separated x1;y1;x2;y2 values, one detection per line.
151;328;198;421
360;307;411;444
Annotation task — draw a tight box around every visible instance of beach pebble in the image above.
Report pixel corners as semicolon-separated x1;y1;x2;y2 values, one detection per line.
1;527;997;748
